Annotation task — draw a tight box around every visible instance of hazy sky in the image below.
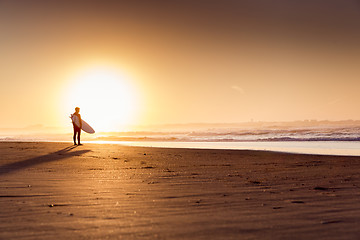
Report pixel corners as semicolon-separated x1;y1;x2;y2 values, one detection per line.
1;0;359;131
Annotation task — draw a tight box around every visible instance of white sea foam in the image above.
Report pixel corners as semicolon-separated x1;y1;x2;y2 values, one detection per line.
92;125;360;142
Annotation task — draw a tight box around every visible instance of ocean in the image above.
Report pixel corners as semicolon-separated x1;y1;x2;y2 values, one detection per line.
91;124;360;156
2;123;360;156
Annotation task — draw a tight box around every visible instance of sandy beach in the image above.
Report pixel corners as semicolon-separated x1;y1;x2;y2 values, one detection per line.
1;142;360;239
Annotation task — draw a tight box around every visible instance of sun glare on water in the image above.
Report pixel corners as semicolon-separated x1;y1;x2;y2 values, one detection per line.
64;67;140;132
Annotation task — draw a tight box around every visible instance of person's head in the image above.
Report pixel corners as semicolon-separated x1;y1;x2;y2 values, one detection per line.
75;107;80;113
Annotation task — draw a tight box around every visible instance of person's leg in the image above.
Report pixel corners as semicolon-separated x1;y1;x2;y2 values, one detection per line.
73;127;77;145
77;128;81;145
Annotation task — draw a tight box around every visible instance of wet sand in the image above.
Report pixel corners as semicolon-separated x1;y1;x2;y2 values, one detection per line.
1;142;360;239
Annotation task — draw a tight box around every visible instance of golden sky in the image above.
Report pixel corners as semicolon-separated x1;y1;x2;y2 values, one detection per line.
0;0;359;131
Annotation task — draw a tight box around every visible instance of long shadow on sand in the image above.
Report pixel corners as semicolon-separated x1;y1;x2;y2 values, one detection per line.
0;145;91;176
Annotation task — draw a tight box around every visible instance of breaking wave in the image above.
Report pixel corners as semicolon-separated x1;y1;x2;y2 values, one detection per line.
94;126;360;142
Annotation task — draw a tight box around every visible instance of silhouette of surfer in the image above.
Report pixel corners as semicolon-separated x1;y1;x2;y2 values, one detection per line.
71;107;82;145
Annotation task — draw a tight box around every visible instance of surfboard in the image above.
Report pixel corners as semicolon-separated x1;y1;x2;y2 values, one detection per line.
70;114;95;134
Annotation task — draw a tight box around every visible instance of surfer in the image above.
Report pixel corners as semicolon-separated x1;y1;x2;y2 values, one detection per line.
71;107;82;145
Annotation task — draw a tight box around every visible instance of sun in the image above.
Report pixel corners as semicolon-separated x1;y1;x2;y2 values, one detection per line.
63;67;140;132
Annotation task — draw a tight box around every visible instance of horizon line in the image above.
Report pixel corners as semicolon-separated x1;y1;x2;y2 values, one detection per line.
2;119;360;132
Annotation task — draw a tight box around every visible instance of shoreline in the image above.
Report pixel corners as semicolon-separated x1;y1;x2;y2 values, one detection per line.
1;142;360;239
1;140;360;157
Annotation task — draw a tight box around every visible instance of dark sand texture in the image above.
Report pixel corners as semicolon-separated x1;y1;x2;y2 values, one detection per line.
1;142;360;239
